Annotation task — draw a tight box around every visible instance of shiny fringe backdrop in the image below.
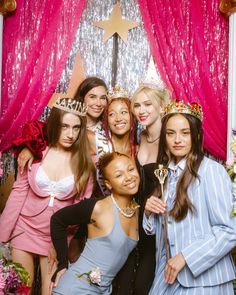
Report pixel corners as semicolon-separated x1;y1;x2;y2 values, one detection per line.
1;0;164;184
56;0;153;94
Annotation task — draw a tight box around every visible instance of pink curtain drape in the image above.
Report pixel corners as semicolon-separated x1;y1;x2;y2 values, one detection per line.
138;0;229;160
0;0;86;152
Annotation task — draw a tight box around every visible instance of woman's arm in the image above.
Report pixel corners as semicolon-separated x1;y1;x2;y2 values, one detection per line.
0;169;30;242
181;160;236;277
50;198;98;278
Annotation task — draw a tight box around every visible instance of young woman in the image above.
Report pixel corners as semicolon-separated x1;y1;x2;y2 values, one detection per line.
131;84;170;164
74;76;108;133
14;76;108;172
86;88;137;197
104;96;137;157
0;98;94;294
87;87;137;159
144;99;236;294
115;84;170;294
49;152;140;295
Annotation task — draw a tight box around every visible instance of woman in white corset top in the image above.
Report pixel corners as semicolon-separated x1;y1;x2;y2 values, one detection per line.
0;98;94;294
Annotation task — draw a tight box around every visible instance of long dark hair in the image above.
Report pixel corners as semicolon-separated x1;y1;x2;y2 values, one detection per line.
156;113;204;221
74;76;108;102
102;97;137;156
47;107;94;195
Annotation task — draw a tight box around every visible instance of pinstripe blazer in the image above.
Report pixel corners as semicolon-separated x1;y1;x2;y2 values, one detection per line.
143;157;236;287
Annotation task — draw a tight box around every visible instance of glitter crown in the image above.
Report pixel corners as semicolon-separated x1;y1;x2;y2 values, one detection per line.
107;85;130;101
163;99;203;121
139;77;165;91
53;98;88;117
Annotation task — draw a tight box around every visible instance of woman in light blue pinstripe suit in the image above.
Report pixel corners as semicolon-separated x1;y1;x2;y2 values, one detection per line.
144;100;236;295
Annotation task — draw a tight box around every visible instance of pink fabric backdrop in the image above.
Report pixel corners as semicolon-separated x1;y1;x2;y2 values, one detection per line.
138;0;229;160
0;0;86;151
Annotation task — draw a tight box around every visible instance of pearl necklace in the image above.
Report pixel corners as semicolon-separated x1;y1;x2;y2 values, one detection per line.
111;194;137;218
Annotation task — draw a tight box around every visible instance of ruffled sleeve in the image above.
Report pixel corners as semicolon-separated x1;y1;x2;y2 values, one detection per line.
12;120;48;161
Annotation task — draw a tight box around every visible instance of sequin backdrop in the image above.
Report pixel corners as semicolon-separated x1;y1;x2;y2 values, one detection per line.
56;0;153;95
0;0;156;181
1;0;228;182
138;0;229;160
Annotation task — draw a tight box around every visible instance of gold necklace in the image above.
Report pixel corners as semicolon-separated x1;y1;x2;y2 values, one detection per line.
111;194;139;218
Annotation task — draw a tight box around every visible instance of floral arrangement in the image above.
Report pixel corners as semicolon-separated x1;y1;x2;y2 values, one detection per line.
77;266;101;286
0;243;30;294
226;140;236;183
225;129;236;216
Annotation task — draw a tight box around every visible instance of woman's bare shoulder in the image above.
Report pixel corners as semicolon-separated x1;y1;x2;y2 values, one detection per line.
93;196;111;213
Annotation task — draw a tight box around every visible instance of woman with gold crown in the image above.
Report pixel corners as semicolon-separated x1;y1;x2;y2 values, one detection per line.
84;85;137;197
111;83;171;295
144;100;236;294
0;98;94;294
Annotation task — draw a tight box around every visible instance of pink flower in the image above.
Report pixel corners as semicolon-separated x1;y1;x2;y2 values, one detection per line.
0;271;6;293
226;158;234;167
17;283;31;295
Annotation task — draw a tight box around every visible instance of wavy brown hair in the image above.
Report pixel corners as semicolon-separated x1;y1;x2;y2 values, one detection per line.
47;106;94;196
156;113;204;221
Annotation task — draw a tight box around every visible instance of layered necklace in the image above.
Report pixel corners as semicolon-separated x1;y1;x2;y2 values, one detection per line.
111;193;139;218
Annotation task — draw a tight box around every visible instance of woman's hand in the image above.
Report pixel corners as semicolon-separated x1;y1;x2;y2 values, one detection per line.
17;148;34;174
164;253;186;284
49;268;66;294
145;196;166;217
47;246;57;274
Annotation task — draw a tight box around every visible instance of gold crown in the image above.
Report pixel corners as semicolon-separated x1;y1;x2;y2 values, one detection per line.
53;98;88;116
163;99;203;121
107;85;130;101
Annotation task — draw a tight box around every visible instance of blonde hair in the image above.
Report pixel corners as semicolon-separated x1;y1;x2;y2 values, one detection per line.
131;86;170;113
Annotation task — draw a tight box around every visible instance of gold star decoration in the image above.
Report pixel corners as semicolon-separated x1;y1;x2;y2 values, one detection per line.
93;2;139;43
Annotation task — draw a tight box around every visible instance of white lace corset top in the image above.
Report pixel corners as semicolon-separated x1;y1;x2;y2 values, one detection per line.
35;166;75;206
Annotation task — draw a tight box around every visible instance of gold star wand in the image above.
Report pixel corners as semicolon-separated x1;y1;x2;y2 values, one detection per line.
154;164;169;263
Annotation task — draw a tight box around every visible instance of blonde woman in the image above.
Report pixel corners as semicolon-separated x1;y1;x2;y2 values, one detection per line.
126;84;170;294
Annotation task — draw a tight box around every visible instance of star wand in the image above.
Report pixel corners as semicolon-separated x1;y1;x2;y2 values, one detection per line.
154;164;169;263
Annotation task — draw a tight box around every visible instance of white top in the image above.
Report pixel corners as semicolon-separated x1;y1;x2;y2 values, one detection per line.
35;166;74;206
